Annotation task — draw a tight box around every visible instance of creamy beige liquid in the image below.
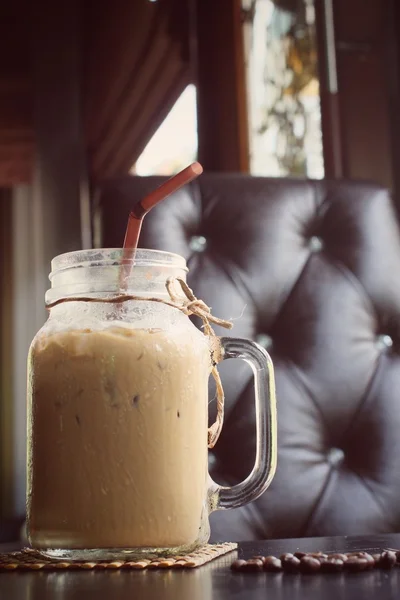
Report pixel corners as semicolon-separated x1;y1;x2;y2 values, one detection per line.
27;326;211;549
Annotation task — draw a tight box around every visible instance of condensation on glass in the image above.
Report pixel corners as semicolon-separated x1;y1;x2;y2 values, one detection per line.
242;0;324;178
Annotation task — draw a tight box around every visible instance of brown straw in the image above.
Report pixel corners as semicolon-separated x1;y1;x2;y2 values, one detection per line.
119;162;203;290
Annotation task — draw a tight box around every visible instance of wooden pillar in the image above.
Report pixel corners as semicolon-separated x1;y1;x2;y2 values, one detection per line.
195;0;249;172
387;0;400;208
316;0;396;193
32;0;91;273
315;0;344;178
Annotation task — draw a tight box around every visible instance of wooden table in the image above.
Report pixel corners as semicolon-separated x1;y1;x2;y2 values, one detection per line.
1;533;400;599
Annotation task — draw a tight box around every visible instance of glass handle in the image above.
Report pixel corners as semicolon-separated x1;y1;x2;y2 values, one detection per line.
209;337;277;511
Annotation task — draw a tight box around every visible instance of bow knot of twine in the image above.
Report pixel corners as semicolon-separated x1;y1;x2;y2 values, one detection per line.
165;277;232;448
46;277;233;448
186;298;208;315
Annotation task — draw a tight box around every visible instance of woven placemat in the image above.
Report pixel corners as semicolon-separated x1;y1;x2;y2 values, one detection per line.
0;542;237;571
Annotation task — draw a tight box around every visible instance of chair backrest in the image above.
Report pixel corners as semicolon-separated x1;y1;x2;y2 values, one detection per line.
98;174;400;541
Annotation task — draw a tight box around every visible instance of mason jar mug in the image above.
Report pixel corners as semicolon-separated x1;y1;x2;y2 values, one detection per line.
27;249;277;560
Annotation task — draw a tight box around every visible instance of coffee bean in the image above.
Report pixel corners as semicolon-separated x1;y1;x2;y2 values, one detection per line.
346;552;370;563
252;555;266;564
372;553;381;567
330;553;348;562
263;556;282;572
231;559;247;571
294;551;307;559
320;558;344;573
281;555;301;573
348;551;373;560
364;555;375;568
300;556;321;573
353;552;374;569
359;552;374;562
280;552;295;561
379;551;397;570
344;557;369;572
309;552;328;561
242;559;264;572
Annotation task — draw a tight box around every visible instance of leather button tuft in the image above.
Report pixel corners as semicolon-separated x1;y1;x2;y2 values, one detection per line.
326;448;345;467
256;334;273;350
376;334;393;350
189;235;207;252
308;236;324;252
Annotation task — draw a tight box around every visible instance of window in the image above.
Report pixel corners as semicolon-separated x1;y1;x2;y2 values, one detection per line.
243;0;324;178
133;85;197;176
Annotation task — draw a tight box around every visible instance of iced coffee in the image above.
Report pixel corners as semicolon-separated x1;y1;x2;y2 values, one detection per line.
27;325;211;550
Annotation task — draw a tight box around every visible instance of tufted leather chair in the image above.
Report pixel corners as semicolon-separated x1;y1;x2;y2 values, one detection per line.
97;174;400;541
